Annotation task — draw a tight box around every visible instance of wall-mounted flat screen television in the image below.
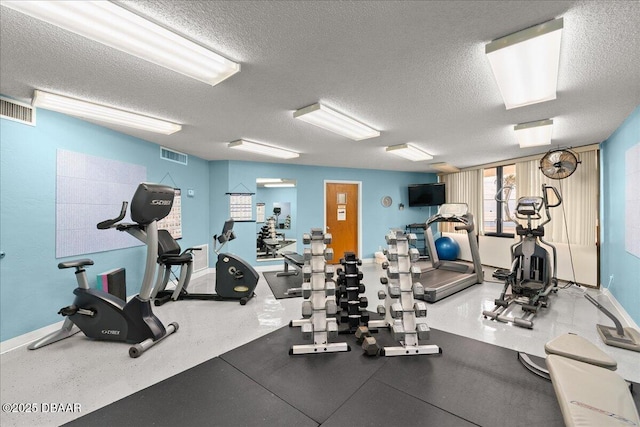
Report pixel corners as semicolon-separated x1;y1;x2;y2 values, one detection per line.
408;183;445;207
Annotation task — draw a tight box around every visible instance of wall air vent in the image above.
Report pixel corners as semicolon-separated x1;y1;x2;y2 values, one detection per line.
0;96;36;126
160;146;188;165
192;244;209;273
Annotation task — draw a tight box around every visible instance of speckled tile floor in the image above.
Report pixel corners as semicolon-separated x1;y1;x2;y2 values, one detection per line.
1;263;638;426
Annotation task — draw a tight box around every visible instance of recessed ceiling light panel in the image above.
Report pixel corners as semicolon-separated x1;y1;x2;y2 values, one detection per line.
514;119;554;148
2;0;240;86
264;183;295;188
486;18;563;109
293;103;380;141
228;139;300;159
430;163;460;173
256;178;284;184
385;143;433;161
32;90;182;134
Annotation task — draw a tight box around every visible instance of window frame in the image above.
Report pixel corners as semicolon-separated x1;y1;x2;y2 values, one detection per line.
484;165;515;238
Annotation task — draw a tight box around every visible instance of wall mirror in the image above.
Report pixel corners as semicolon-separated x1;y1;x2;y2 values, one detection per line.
256;178;297;261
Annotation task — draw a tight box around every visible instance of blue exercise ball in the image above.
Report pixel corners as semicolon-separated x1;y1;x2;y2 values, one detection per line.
435;236;459;261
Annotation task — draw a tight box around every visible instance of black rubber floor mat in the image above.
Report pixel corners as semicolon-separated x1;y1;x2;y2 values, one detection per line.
64;357;317;427
263;270;303;299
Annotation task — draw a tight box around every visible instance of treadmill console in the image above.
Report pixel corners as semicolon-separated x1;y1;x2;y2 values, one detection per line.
438;203;468;219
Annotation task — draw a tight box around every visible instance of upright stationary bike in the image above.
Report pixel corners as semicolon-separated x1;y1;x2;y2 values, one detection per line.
28;183;179;357
483;184;561;328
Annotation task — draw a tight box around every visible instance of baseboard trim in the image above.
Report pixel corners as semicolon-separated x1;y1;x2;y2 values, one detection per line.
1;321;66;354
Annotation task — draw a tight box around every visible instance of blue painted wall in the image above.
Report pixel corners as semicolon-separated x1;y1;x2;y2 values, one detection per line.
211;161;438;268
209;160;230;260
6;103;639;341
0;105;436;341
600;105;640;325
0;109;210;341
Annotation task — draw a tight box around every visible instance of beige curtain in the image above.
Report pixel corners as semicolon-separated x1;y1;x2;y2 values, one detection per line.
515;149;598;245
439;169;484;233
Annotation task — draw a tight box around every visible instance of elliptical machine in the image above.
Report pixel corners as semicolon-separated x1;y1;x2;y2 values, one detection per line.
153;219;258;305
28;183;179;357
483;184;561;328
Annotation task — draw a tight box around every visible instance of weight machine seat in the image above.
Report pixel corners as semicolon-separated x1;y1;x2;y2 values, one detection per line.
545;333;617;370
283;252;304;266
547;355;639;427
277;252;305;277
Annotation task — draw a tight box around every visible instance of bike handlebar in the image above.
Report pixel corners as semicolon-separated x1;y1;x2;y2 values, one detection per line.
96;201;128;229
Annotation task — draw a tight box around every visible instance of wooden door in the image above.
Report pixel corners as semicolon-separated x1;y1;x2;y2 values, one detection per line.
325;182;359;263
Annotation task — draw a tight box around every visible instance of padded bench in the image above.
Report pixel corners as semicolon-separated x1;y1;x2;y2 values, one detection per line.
544;334;639;427
276;252;304;277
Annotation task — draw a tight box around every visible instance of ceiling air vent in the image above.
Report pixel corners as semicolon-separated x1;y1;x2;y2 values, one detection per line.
160;146;188;165
1;96;36;126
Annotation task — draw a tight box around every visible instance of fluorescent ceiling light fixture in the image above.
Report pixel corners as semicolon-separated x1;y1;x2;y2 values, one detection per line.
264;183;295;188
228;140;300;159
256;178;283;184
385;143;433;161
32;90;182;134
293;103;380;141
486;18;563;109
430;163;460;173
514;119;553;148
2;1;240;86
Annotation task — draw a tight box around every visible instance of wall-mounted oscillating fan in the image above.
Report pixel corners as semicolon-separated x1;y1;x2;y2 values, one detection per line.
539;149;581;179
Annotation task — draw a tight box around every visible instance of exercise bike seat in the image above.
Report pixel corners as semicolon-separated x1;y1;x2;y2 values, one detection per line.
157;230;199;266
58;259;94;269
159;252;193;266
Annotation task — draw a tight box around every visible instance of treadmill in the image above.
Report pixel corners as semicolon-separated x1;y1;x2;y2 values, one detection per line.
419;203;483;302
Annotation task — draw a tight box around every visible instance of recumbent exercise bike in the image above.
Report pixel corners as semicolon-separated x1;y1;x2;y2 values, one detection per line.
152;219;258;306
483;184;561;328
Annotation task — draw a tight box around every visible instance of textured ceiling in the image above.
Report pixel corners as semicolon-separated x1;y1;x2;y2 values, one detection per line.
1;1;638;172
